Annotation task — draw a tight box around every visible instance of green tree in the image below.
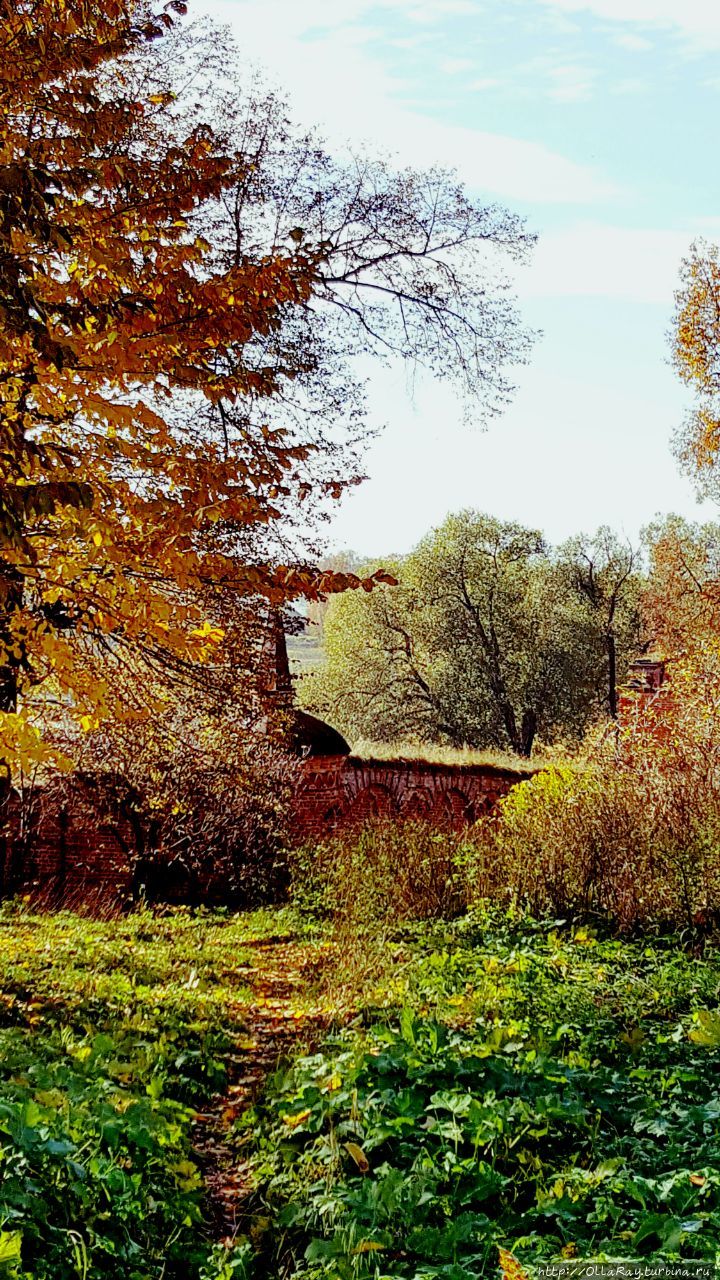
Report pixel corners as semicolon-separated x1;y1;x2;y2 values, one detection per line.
304;512;628;757
556;528;643;718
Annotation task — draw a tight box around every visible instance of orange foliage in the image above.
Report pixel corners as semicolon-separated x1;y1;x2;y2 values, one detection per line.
644;516;720;659
674;243;720;483
0;0;388;771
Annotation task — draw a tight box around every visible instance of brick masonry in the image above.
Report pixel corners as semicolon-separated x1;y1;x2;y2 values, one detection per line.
292;755;532;842
0;755;531;906
0;637;666;906
0;610;537;905
0;774;140;909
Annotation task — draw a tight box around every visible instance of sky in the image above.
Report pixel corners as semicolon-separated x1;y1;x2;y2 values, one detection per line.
195;0;720;554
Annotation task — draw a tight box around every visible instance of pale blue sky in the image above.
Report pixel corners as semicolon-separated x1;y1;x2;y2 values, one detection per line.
197;0;720;552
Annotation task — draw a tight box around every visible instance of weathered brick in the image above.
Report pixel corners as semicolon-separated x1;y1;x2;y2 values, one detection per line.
291;755;530;841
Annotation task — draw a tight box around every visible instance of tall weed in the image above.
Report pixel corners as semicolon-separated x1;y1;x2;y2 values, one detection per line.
291;821;470;998
472;758;720;931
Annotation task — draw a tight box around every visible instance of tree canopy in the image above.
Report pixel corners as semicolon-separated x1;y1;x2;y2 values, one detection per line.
556;528;643;719
644;515;720;657
302;513;643;757
0;0;533;773
673;241;720;500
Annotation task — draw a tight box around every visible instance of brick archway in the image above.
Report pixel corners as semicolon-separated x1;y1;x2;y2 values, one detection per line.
431;786;474;827
401;790;432;820
352;784;396;822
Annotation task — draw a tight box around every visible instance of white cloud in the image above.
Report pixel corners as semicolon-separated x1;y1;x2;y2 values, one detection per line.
546;62;597;101
402;0;478;20
609;77;648;95
438;56;476;74
543;0;720;45
468;76;504;90
613;32;654;50
195;0;618;205
518;224;695;304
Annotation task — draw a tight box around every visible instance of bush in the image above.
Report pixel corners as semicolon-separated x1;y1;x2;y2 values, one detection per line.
290;822;472;997
247;919;720;1280
292;821;469;929
457;649;720;931
471;758;720;932
35;713;299;907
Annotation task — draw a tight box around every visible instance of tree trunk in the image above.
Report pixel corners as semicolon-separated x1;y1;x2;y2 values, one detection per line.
607;632;617;718
500;700;522;755
0;570;23;896
520;708;537;758
0;566;21;717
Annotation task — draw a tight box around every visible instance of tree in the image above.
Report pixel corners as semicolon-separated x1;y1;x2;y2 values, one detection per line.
303;513;619;757
673;241;720;499
0;2;533;775
643;514;720;657
0;0;319;771
557;528;643;718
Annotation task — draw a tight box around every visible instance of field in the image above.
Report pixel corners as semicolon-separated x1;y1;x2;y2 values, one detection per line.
0;901;718;1279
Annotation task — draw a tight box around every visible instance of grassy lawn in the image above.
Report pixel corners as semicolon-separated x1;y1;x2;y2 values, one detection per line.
0;905;718;1278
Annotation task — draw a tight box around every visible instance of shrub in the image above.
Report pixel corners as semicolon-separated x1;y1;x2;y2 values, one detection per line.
247;922;720;1280
471;758;720;931
31;713;299;907
459;648;720;931
293;820;469;930
290;821;472;997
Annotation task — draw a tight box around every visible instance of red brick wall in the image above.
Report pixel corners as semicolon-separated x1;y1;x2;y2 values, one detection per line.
0;757;532;907
292;756;531;842
2;775;139;909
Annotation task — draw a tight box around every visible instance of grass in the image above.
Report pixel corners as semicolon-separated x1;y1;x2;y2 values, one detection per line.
0;903;319;1280
0;898;719;1279
349;740;556;772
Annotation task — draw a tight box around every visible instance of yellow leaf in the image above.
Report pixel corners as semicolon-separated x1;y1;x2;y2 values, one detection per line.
498;1248;530;1280
282;1108;311;1128
345;1141;370;1173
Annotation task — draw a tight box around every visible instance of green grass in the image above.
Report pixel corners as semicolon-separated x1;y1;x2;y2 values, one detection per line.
244;912;720;1279
0;902;719;1280
0;903;307;1280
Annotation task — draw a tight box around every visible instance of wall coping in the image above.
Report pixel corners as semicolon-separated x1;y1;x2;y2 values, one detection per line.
301;753;535;783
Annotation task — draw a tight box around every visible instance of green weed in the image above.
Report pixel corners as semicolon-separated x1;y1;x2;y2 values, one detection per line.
246;912;720;1279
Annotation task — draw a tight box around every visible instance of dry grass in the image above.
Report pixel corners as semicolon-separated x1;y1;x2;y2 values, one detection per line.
350;738;559;773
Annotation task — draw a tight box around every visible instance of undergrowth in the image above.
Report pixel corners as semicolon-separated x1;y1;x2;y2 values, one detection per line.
0;904;306;1280
1;897;719;1280
244;911;720;1279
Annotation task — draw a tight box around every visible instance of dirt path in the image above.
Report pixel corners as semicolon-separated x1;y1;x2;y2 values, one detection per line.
192;936;329;1242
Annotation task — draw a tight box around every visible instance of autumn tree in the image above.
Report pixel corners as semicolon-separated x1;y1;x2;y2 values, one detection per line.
0;0;318;771
673;241;720;499
643;515;720;657
0;2;534;775
303;513;618;757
